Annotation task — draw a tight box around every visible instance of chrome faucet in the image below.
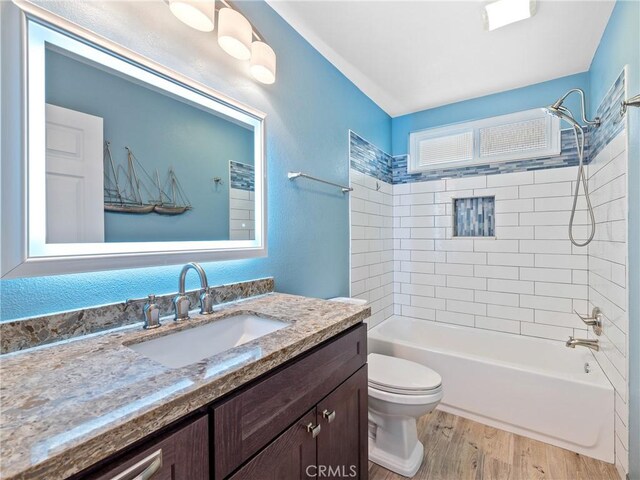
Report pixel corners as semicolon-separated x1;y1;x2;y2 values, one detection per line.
566;336;600;351
173;262;214;321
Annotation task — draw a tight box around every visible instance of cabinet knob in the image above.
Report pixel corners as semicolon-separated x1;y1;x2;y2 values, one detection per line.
322;409;336;423
306;422;321;438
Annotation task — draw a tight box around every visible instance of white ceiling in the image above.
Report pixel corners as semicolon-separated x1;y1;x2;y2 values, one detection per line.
267;1;615;117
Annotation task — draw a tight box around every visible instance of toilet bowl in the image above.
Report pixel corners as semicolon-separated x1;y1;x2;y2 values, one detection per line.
367;353;443;477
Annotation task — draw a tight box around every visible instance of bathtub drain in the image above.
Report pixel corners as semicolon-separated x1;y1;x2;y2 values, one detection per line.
584;362;591;373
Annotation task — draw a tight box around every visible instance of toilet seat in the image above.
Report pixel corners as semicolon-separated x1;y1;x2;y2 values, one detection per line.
368;353;442;395
369;384;443;405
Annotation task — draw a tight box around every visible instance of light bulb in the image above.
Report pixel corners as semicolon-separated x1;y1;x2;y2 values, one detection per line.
250;41;276;84
169;0;215;32
217;7;252;60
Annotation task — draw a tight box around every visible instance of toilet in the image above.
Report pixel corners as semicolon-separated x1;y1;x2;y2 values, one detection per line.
327;298;443;476
367;353;443;477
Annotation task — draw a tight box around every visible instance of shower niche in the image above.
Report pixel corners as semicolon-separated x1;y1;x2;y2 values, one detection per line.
453;196;495;237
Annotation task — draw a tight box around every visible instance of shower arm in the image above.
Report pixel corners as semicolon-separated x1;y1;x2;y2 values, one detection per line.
551;88;600;127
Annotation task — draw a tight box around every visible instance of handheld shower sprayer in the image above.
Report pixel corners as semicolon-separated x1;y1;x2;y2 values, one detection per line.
544;88;600;247
545;88;600;128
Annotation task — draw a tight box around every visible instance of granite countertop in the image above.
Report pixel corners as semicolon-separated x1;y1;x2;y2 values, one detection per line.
0;293;370;480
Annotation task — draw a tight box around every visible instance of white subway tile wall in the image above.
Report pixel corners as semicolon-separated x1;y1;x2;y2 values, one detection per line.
350;169;394;329
587;131;629;478
349;113;628;475
229;188;255;240
392;165;593;341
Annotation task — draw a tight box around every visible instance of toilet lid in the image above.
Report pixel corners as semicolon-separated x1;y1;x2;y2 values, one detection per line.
368;353;442;393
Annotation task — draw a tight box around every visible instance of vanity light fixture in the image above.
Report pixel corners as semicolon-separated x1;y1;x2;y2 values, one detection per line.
217;7;252;60
483;0;537;31
168;0;277;84
169;0;216;32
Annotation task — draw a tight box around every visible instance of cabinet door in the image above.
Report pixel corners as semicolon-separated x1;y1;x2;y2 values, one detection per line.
228;409;317;480
86;416;208;480
214;324;366;478
316;366;368;480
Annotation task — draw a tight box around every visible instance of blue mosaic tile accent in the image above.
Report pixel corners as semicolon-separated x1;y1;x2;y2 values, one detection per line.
392;128;590;184
351;72;624;186
229;160;254;191
454;197;495;237
349;131;393;184
590;70;625;159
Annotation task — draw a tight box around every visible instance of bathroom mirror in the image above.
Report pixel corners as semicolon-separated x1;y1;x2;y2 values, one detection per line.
1;6;266;278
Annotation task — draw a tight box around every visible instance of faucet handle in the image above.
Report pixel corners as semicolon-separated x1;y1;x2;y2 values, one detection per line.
143;295;161;329
573;307;603;336
173;294;190;321
199;288;214;315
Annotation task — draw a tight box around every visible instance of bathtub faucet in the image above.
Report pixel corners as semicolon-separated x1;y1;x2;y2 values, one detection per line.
566;336;599;351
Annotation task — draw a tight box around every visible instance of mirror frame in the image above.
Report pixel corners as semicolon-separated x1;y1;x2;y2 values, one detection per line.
1;1;267;279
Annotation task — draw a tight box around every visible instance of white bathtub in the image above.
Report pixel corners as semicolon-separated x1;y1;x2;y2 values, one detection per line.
368;316;615;463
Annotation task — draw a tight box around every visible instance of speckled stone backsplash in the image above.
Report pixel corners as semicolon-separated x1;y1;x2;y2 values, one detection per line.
0;277;274;354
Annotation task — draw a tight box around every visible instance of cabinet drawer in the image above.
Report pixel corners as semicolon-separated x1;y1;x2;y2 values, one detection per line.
213;324;366;478
82;416;208;480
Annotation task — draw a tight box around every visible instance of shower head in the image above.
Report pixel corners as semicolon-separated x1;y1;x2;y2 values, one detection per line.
544;88;600;128
544;104;582;130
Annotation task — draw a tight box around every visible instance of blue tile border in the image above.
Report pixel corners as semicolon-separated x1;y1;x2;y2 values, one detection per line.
454;197;495;237
392;128;590;184
590;70;625;159
350;71;625;186
349;130;393;184
229;160;255;191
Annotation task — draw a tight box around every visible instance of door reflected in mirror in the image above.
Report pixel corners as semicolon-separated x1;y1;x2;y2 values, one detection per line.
44;46;255;243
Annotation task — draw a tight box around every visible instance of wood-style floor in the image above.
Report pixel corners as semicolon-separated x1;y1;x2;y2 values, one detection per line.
368;410;619;480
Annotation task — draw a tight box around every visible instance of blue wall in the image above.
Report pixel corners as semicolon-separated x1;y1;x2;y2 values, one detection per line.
0;0;391;320
391;72;590;156
590;1;640;478
46;49;254;242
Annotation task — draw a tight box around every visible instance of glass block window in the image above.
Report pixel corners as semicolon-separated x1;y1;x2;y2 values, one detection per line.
454;197;495;237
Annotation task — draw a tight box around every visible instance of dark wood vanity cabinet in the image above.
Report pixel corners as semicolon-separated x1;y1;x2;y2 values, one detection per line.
76;324;367;480
228;366;368;480
213;324;367;478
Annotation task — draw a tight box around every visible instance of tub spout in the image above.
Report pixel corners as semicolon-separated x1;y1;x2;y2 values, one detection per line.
566;336;599;351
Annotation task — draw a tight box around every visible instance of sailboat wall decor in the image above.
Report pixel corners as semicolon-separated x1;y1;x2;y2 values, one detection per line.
103;143;155;214
103;142;191;216
152;167;192;215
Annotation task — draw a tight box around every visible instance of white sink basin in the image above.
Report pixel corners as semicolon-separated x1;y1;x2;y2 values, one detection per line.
128;314;288;368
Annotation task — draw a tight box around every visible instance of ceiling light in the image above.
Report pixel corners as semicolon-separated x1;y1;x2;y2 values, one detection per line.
250;41;276;85
169;0;215;32
217;7;252;60
483;0;537;31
